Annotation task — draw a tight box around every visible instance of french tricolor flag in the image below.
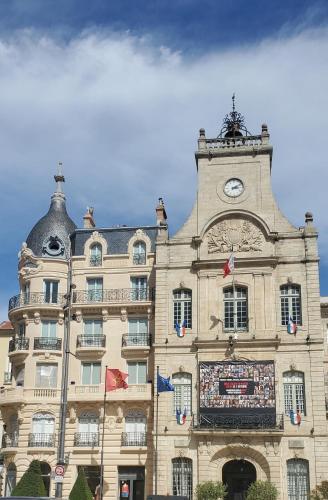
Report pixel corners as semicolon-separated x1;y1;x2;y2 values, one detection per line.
287;316;297;334
176;408;187;425
289;409;301;425
223;254;235;278
175;320;186;337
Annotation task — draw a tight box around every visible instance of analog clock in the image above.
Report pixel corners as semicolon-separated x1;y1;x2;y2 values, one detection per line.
224;178;244;198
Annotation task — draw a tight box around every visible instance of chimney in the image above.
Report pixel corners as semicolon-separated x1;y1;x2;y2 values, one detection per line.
83;207;95;228
156;198;167;225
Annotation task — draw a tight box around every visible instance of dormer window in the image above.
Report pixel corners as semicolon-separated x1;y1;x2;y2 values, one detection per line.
133;241;146;265
90;244;102;267
42;236;64;257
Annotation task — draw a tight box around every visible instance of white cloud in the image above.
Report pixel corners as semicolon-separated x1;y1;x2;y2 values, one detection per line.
1;27;328;312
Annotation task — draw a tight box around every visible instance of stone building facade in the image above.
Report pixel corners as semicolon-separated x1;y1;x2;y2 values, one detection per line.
1;105;328;500
153;112;328;500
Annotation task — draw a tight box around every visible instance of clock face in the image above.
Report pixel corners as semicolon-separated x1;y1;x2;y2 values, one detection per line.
224;178;244;198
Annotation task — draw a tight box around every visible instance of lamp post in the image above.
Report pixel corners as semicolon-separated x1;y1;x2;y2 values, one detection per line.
55;260;74;499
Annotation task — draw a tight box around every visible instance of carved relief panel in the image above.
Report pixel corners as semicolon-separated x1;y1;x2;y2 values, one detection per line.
206;219;264;254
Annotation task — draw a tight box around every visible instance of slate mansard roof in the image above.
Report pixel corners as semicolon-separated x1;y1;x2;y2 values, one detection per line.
70;226;159;256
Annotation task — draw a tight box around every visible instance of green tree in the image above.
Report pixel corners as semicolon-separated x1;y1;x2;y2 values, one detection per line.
69;467;93;500
246;480;278;500
195;480;228;500
311;481;328;499
11;459;47;497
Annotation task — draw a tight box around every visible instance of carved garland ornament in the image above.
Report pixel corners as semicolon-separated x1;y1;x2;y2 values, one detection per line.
207;219;263;253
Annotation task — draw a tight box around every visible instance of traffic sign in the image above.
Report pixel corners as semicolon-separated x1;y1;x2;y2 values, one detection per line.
55;464;65;477
55;475;64;483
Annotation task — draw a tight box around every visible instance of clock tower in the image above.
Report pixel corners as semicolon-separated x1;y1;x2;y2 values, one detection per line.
154;101;327;499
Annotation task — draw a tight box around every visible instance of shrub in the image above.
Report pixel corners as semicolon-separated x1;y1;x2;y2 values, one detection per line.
11;459;47;497
246;480;278;500
195;480;228;500
311;481;328;499
69;467;93;500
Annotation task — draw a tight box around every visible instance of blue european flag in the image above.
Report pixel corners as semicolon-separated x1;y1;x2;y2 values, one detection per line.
157;373;175;393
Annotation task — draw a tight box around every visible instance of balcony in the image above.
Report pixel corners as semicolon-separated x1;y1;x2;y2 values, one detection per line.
8;292;65;313
3;371;12;385
122;333;152;348
74;432;99;447
1;433;18;450
34;337;62;351
72;288;154;307
8;338;29;360
76;335;106;358
121;432;147;447
28;433;56;448
192;413;284;435
68;383;152;402
0;387;60;406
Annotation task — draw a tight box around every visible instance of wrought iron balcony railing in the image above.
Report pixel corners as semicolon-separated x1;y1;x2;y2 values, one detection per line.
73;287;154;304
90;255;102;267
133;254;146;265
34;337;62;350
122;333;152;347
121;432;147;447
2;433;18;448
28;433;56;447
77;335;106;348
8;292;65;311
193;413;284;431
3;371;12;384
74;432;99;447
9;337;29;353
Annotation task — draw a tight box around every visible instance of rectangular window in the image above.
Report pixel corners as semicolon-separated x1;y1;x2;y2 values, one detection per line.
18;323;26;337
173;290;192;329
81;363;101;385
224;287;248;331
87;278;103;302
35;364;58;388
127;362;147;384
84;320;103;336
131;277;147;300
41;320;57;338
44;280;59;304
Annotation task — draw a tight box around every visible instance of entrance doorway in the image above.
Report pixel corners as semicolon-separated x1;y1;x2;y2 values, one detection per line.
222;460;256;500
118;466;145;500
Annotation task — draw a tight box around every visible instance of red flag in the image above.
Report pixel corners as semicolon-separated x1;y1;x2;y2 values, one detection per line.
223;254;234;278
105;368;128;392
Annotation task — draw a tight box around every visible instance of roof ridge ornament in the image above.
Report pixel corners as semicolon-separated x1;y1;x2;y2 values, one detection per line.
218;94;252;138
53;161;66;201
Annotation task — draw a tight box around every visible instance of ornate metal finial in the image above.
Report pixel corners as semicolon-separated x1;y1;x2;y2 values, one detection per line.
218;94;251;138
54;161;65;195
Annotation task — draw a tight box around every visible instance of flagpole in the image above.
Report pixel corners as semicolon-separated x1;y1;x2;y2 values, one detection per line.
231;246;237;335
155;365;159;495
99;365;108;500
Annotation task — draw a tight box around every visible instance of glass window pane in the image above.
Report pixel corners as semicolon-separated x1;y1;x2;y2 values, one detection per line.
82;364;91;385
138;363;147;384
92;364;101;384
128;363;137;384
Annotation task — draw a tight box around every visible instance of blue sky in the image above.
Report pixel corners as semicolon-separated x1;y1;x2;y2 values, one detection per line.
0;0;328;318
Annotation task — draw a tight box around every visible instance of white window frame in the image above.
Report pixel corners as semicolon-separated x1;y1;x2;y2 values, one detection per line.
90;244;102;267
81;362;101;385
173;289;192;329
133;241;146;265
43;280;59;304
172;458;193;500
280;284;302;325
283;371;306;415
127;361;147;384
223;286;248;331
172;372;192;416
287;459;310;500
35;364;58;388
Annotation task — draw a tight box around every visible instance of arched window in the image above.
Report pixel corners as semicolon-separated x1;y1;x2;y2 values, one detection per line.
283;371;306;415
280;284;302;325
30;412;55;447
173;289;192;329
5;462;16;496
123;410;146;446
40;462;51;496
133;241;146;265
172;373;192;416
224;286;248;331
76;412;99;446
90;244;102;267
172;458;192;500
287;459;309;500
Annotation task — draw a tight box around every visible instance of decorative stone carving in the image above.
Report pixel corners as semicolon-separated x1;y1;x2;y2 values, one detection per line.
34;312;40;324
207;219;263;253
102;309;109;322
121;308;127;322
18;242;43;277
58;312;64;325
